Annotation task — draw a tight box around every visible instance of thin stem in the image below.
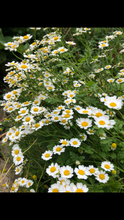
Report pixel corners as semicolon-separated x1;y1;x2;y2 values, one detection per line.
35;163;46;192
12;51;23;61
23;137;38;155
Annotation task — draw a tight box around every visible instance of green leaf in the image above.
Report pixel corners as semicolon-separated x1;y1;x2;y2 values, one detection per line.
0;51;7;65
78;55;88;63
84;146;94;154
98;151;108;159
117;151;124;160
87;80;95;87
0;28;5;50
17;44;24;54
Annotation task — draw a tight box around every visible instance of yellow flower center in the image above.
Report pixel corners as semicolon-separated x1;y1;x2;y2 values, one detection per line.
56;147;61;151
65;114;70;118
24;101;29;105
16;156;21;161
110;102;117;107
104;164;110;169
33;107;39;112
76;107;80;110
8;107;13;111
54;116;59;120
65;110;71;113
21;180;25;184
45;153;50;158
78;170;85;175
15;149;19;154
82;110;88;113
64;170;70;176
62;119;66;123
118;79;123;82
60;48;65;52
72;141;78;145
21;110;26;114
99;174;105;180
50;167;56;172
35;123;40;128
16;168;20;172
52;188;59;192
99;120;105;125
11;187;15;191
25;117;31;122
112;170;116;174
23;35;29;39
95;112;103;117
111;143;117;148
7;43;13;46
6;94;11;98
81;122;88;127
76;189;84;192
21;64;28;69
62;141;67;145
90;168;95;173
15;131;19;136
54;37;59;40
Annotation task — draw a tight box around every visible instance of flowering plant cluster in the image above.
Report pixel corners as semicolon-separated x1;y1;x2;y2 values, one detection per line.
1;27;124;192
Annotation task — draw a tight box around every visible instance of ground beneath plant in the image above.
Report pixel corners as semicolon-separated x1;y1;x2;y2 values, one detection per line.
0;107;17;192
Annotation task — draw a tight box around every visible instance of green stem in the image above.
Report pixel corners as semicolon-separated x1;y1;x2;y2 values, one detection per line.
12;51;23;61
35;163;46;192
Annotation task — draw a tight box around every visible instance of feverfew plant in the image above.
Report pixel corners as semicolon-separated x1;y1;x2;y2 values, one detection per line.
1;27;124;192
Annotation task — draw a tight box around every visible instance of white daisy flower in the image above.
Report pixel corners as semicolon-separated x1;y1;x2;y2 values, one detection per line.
58;47;68;53
107;78;115;83
41;150;53;161
101;161;114;171
53;145;65;155
76;118;92;129
22;115;35;125
98;42;109;49
104;96;123;110
51;115;61;122
74;165;90;179
104;65;111;69
60;165;73;179
78;108;92;115
18;107;29;116
61;113;73;120
91;109;106;118
87;165;99;176
32;121;43;131
73;105;83;112
30;189;35;193
95;170;109;183
11;145;22;157
79;133;87;141
30;106;42;115
25;180;34;188
66;41;76;45
13;153;24;166
19;178;28;187
72;183;89;193
46;163;60;178
99;132;106;139
48;183;62;193
116;78;124;84
15;165;23;175
69;138;81;148
59;139;70;147
86;128;95;135
94;115;112;129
